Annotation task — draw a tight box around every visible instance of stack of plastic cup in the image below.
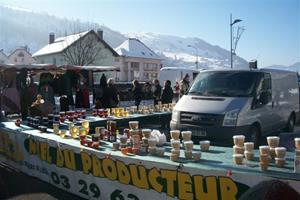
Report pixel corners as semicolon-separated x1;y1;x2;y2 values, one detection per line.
232;135;245;165
267;136;280;159
244;142;254;161
183;140;194;159
170;139;181;161
259;145;270;171
275;147;287;168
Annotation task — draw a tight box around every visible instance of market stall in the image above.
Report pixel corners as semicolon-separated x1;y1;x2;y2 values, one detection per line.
0;121;299;200
59;111;172;130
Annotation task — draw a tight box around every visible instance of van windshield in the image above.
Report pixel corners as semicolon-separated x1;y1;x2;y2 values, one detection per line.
189;71;261;97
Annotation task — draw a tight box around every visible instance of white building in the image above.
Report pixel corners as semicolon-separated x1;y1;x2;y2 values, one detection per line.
8;47;35;65
32;30;119;83
0;49;9;64
114;38;162;82
33;30;118;67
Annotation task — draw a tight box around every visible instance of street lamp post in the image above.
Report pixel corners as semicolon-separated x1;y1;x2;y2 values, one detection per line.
230;14;242;69
187;45;199;69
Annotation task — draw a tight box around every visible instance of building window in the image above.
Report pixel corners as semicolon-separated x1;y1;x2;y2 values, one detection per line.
53;58;56;65
14;58;17;62
41;60;45;64
21;58;24;63
18;52;24;57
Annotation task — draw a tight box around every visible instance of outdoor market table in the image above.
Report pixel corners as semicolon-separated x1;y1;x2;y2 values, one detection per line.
0;122;299;200
61;112;172;130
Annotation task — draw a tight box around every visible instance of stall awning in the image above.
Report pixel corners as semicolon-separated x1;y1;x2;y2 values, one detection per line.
59;65;120;72
0;64;57;70
0;64;120;72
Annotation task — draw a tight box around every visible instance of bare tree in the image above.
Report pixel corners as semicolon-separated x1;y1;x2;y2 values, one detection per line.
62;30;103;66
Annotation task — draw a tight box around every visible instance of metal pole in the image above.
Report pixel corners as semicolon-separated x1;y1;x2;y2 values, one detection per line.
230;13;233;69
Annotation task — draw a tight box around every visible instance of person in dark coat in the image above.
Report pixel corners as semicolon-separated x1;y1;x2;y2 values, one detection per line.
82;83;90;108
75;84;83;108
153;79;162;105
21;76;38;119
180;73;190;97
143;82;152;99
132;79;143;109
239;179;300;200
95;74;107;102
102;78;119;108
39;83;55;105
161;80;173;104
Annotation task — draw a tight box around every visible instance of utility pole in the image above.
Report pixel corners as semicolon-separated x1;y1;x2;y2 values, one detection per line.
230;14;243;69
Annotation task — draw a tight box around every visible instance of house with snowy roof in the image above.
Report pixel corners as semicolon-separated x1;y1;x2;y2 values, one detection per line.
33;29;119;83
8;46;35;65
114;38;162;82
33;29;118;67
0;50;10;64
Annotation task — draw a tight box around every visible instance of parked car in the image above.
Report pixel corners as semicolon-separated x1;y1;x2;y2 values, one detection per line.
158;67;199;88
170;68;300;147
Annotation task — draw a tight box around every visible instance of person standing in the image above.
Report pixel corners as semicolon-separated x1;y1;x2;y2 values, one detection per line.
39;83;55;105
180;73;190;97
75;84;83;108
143;82;152;99
161;80;173;104
102;78;119;108
82;83;90;108
132;79;143;109
22;76;38;119
153;79;162;105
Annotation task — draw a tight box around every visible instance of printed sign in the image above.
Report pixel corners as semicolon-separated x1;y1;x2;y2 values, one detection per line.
0;127;299;200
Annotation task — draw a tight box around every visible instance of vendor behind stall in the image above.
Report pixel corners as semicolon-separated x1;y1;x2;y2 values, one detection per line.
102;78;119;108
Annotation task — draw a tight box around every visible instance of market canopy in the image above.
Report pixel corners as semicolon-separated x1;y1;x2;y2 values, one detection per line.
0;64;120;72
59;65;120;72
0;64;57;70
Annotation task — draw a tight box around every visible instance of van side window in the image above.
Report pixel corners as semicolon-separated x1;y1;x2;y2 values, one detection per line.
253;73;272;108
263;73;272;91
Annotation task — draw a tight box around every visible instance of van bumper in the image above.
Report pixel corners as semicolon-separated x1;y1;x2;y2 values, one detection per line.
170;120;250;141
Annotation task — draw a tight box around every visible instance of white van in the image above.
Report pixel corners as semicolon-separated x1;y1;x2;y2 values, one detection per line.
170;68;299;146
158;67;199;87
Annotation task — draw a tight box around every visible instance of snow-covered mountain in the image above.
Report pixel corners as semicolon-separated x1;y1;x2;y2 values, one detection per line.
126;32;248;69
265;62;300;73
0;4;249;69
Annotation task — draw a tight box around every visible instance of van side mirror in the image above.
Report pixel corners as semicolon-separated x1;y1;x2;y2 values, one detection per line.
259;91;270;104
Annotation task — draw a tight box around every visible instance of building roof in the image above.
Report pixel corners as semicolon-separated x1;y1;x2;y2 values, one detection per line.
0;50;8;58
115;38;161;60
8;47;33;58
33;30;118;57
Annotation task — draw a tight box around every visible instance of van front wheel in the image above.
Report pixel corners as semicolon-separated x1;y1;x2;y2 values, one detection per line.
247;125;260;148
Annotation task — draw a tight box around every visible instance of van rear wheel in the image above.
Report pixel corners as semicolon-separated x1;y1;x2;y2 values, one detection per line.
247;125;260;148
284;114;295;132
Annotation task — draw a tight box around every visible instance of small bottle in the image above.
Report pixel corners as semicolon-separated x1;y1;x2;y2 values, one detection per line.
107;131;111;142
294;155;300;174
110;131;116;142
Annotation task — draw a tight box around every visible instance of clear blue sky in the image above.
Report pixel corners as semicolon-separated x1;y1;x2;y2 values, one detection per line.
0;0;299;66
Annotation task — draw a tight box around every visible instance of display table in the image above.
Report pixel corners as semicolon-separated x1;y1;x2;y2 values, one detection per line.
61;112;172;130
0;122;299;200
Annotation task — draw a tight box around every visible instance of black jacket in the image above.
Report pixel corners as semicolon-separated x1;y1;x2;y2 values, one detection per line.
153;85;162;100
102;85;119;108
161;86;173;104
